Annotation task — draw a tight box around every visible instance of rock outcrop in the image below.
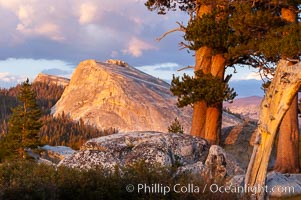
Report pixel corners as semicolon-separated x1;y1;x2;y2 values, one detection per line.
40;145;76;164
34;73;69;87
59;132;244;180
229;172;301;199
52;59;243;133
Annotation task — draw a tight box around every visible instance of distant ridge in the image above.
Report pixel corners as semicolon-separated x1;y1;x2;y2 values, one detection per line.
34;73;69;87
224;96;262;120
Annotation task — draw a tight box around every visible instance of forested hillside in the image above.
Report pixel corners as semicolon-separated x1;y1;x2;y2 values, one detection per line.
0;81;117;149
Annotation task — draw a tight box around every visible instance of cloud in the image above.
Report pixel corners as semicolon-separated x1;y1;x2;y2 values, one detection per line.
41;68;72;77
17;22;64;41
137;62;193;81
0;72;26;83
137;62;181;71
243;72;262;80
78;2;98;25
0;0;193;81
123;37;157;57
0;0;67;41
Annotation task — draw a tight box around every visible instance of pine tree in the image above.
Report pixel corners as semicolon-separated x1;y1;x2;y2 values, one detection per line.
168;117;184;134
0;79;42;160
145;0;301;146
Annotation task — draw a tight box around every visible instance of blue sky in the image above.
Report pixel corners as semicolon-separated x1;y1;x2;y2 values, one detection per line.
0;0;264;96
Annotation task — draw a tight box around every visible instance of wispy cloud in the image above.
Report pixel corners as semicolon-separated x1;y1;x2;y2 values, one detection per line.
78;2;98;25
0;72;26;84
41;68;72;77
137;62;193;82
123;37;157;57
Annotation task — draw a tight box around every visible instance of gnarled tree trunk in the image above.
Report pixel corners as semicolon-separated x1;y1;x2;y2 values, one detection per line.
190;4;226;145
274;6;299;173
190;48;226;145
245;60;301;200
205;54;225;144
274;96;299;173
191;47;212;138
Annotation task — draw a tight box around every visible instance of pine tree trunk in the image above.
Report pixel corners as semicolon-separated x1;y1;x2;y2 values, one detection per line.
190;47;212;138
205;54;225;144
274;7;300;173
274;95;299;173
190;4;226;145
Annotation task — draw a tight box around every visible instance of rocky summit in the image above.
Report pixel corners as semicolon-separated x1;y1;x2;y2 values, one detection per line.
52;59;192;132
34;73;70;87
51;59;243;133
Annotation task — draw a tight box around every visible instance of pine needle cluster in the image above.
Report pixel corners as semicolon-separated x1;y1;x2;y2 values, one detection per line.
171;70;237;107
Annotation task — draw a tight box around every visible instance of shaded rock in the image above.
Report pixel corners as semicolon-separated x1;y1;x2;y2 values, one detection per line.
266;172;301;198
205;145;245;179
41;145;76;164
205;145;227;181
221;123;277;171
176;145;244;182
221;123;257;170
229;172;301;199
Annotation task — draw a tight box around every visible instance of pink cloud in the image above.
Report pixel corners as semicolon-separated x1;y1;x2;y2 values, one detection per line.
123;37;157;57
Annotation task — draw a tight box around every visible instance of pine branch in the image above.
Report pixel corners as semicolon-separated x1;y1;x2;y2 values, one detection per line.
156;22;186;41
178;41;191;50
177;66;194;71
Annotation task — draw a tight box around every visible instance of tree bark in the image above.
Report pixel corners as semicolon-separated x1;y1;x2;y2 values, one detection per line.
190;4;226;145
205;54;225;144
274;96;299;173
190;48;212;138
274;6;299;173
245;60;301;200
190;4;213;138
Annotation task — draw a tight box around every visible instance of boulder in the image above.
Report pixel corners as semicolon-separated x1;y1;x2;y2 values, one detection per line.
229;172;301;199
59;132;244;180
41;145;76;164
266;172;301;198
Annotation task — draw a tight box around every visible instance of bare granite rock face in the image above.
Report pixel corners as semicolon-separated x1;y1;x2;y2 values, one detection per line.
52;59;191;133
58;132;244;180
51;59;243;133
34;73;69;87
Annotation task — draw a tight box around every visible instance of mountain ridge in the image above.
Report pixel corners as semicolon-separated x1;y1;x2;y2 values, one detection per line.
34;73;69;87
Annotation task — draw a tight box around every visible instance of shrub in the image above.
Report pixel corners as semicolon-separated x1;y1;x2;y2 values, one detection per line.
168;118;184;134
0;160;240;200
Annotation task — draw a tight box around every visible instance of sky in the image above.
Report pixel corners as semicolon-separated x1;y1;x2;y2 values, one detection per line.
0;0;264;97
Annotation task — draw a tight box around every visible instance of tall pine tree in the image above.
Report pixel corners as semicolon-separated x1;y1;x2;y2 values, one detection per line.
0;79;42;160
145;0;301;146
